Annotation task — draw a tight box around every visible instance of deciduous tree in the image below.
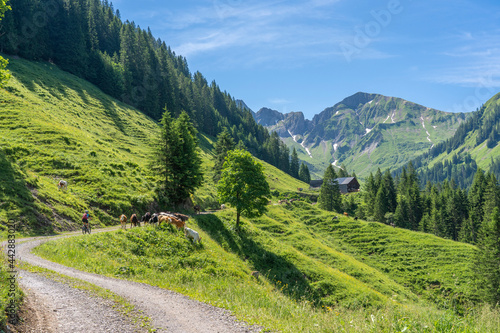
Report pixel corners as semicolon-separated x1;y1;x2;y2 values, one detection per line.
217;149;270;228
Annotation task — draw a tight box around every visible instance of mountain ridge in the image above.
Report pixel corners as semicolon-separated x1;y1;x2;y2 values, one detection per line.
252;92;468;178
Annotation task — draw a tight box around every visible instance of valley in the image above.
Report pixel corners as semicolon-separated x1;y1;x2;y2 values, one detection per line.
1;0;500;331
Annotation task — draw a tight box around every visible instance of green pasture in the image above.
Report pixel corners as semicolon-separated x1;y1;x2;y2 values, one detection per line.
34;203;499;332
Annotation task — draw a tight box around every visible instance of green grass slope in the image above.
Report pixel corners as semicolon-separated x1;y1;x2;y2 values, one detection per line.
34;202;497;332
0;56;161;234
0;56;311;236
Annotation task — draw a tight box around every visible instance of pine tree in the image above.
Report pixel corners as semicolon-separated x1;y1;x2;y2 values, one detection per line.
213;128;235;183
155;109;203;208
318;165;341;212
363;172;377;217
467;169;487;243
290;147;299;179
472;208;500;305
298;162;311;184
374;185;389;222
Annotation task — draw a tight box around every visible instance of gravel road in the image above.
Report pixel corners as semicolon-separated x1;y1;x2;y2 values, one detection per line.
8;231;264;333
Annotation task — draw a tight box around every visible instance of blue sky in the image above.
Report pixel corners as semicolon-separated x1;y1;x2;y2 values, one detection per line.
113;0;500;120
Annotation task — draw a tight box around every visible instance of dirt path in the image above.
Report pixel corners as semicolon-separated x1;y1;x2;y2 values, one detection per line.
7;229;263;333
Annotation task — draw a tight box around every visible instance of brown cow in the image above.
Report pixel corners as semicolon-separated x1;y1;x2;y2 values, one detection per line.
119;214;127;229
158;215;170;225
168;217;186;230
194;205;201;214
130;214;139;228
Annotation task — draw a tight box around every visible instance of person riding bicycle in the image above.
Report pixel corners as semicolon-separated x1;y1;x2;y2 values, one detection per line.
82;210;91;231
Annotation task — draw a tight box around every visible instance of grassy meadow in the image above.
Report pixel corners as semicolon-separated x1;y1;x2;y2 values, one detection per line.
0;55;312;238
34;203;500;332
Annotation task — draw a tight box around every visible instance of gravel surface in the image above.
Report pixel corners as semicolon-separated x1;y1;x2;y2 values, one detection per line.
12;232;264;333
17;271;141;333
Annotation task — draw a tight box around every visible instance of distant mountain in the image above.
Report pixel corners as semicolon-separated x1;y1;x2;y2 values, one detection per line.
254;92;469;178
398;92;500;188
235;99;253;114
254;107;285;127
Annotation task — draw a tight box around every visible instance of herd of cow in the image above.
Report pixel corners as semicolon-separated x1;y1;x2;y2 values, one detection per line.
118;212;201;243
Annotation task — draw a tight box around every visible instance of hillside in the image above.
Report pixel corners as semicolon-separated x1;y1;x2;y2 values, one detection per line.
0;56;310;236
255;92;468;179
32;201;492;332
399;92;500;188
0;0;298;179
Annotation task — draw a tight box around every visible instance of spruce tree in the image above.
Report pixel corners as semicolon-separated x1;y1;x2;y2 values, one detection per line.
337;164;349;178
318;165;341;212
363;172;377;217
213;128;235;183
467;169;487;243
374;185;388;222
155;109;203;208
290;147;299;179
473;207;500;305
298;162;311;184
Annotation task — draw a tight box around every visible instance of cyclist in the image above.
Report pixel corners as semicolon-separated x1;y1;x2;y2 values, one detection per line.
82;209;91;233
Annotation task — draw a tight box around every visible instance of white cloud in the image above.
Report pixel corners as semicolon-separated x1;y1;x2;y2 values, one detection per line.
425;31;500;88
269;98;293;105
169;0;351;64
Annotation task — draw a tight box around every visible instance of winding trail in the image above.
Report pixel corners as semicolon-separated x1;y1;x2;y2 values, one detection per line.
7;229;263;333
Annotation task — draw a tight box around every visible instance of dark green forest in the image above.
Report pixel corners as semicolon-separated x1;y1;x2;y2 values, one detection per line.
0;0;298;177
396;102;500;188
362;164;500;245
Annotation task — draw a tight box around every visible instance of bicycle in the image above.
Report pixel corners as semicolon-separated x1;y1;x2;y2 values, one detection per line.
82;223;91;234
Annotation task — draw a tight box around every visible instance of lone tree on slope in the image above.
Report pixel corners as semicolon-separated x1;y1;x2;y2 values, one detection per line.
217;149;270;228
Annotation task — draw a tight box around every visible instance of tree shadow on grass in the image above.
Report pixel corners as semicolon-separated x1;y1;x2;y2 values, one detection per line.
195;214;321;304
0;151;56;235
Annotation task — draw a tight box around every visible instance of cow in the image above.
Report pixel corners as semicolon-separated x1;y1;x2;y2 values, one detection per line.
119;214;127;229
184;227;201;243
158;215;170;225
194;205;201;214
343;212;349;217
172;213;189;222
142;212;151;225
58;180;68;190
167;217;186;230
130;214;139;228
148;213;159;226
221;204;226;210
